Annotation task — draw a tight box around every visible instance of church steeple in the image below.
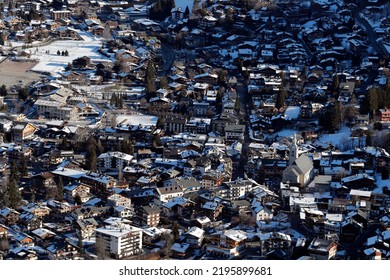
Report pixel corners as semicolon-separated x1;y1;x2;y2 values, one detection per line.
289;134;298;165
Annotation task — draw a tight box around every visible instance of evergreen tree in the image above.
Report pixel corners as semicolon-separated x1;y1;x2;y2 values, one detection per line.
117;95;124;109
65;63;72;71
0;84;7;96
18;87;29;100
159;76;169;89
85;148;97;172
275;87;288;110
366;130;372;146
110;93;117;106
234;96;240;113
96;139;104;155
184;6;190;18
320;103;341;132
60;138;71;150
10;162;19;182
19;155;28;177
0;189;9;208
77;233;84;253
172;221;180;241
0;235;9;252
217;69;227;85
149;0;175;21
7;179;22;209
74;194;82;205
361;88;379;116
332;74;340;92
152;134;161;148
56;177;64;201
146;60;156;97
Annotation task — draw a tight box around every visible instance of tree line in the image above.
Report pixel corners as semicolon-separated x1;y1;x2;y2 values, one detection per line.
149;0;175;21
360;86;390;117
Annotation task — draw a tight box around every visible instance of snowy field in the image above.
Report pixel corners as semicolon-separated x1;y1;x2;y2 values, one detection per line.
29;32;112;75
275;129;297;139
316;125;352;149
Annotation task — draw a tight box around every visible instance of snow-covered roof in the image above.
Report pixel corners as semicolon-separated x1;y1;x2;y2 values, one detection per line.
186;227;204;239
350;189;372;197
223;230;247;242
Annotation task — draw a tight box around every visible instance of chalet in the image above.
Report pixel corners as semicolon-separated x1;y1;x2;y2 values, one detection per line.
202;170;226;189
251;201;273;222
142;227;164;245
202;201;223;221
80;172;116;197
107;193;132;208
72;56;92;69
155;186;184;205
71;206;111;221
0;208;20;225
183;159;197;177
207;230;247;258
308;238;338;260
225;124;245;143
185;227;205;248
341;174;375;190
52;10;71;21
260;232;293;259
19;212;42;231
47;241;79;260
64;183;91;204
22;203;51;219
171;243;191;259
31;228;57;244
137;205;160;227
379;108;390;122
0;224;8;237
76;218;98;239
12;123;38;141
8;247;39;260
8;229;34;246
195;156;212;176
162;197;195;218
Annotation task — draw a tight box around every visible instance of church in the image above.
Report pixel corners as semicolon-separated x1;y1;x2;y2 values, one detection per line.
282;134;314;187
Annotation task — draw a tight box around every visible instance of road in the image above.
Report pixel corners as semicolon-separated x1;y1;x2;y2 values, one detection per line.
160;44;176;76
351;6;389;56
235;79;251;179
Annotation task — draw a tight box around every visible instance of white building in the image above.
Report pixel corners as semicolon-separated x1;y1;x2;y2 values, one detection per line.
107;193;132;208
34;99;78;120
98;151;133;171
95;224;142;259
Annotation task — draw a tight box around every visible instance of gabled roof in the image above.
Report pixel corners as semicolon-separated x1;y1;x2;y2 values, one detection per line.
186;227;204;239
142;204;160;214
292;154;313;174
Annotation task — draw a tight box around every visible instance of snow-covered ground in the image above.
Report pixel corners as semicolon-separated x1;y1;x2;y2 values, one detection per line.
373;173;390;194
317;125;352;149
29;32;112;75
275;129;298;139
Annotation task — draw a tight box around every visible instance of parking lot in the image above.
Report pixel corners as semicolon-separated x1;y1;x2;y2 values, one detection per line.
0;59;42;88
